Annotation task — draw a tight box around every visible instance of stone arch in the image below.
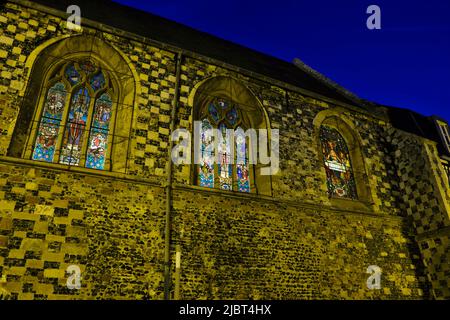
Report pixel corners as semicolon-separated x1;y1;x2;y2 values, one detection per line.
189;75;272;196
8;34;140;173
189;75;270;131
313;108;374;210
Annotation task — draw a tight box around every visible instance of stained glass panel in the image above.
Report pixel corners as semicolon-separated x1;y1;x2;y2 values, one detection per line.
217;99;228;109
65;64;80;85
208;102;220;122
226;107;238;126
86;128;108;169
218;123;232;190
199;119;214;188
90;71;106;92
236;128;250;193
79;60;96;75
59;87;90;166
86;94;112;170
320;126;357;199
32;82;67;162
32;120;60;162
41;82;67;120
91;94;112;129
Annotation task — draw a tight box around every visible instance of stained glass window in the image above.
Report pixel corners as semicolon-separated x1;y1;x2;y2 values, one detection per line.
320;126;357;199
198;98;251;193
32;59;114;170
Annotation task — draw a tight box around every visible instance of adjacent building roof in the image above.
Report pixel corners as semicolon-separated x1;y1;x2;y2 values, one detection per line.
387;106;449;156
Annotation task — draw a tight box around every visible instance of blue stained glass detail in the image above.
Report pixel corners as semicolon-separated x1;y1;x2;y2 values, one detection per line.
217;99;228;109
86;93;112;170
226;107;238;126
198;99;251;192
237;164;250;192
32;120;60;163
236;128;250;193
80;60;96;75
59;87;90;166
90;72;106;92
208;103;220;122
32;82;67;163
86;128;108;170
218;123;232;190
92;94;112;130
68;87;90;124
199;119;214;188
65;64;80;85
42;82;67;120
33;60;117;171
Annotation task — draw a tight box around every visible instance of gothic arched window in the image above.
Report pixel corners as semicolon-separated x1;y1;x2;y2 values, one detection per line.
31;59;115;170
198;97;252;193
319;125;357;199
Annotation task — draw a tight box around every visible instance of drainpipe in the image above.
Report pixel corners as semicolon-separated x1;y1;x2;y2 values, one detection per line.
163;51;183;300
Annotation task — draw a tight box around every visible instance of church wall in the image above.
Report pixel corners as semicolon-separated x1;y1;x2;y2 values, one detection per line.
390;129;450;299
173;57;403;216
0;1;445;299
0;161;166;299
172;188;429;299
0;1;179;181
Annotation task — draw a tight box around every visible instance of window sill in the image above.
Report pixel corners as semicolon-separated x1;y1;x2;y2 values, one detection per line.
329;197;375;213
0;156;164;187
174;183;274;202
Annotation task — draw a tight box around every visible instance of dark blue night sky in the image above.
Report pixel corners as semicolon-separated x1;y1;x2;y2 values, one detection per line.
114;0;450;121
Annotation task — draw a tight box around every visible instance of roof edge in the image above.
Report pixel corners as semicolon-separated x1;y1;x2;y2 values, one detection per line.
292;58;374;112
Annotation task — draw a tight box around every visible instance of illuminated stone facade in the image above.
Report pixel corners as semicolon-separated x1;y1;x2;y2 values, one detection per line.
0;0;448;300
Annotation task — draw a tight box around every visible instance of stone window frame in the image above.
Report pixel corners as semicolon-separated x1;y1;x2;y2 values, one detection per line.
313;109;374;211
24;56;118;170
188;75;273;196
8;35;137;174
